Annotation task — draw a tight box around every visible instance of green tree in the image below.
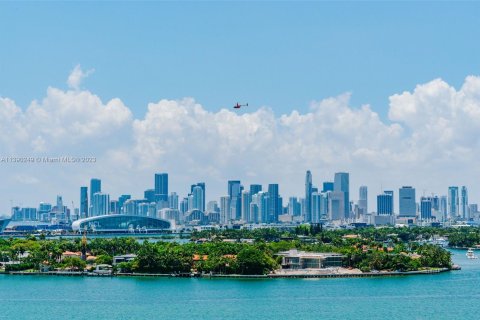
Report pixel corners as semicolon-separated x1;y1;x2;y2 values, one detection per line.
62;257;86;270
236;246;277;275
95;254;113;265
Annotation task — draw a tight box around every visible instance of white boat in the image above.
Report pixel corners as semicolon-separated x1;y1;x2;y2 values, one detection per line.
466;248;477;259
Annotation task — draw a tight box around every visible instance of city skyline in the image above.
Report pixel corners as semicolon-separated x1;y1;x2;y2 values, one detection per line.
6;170;477;225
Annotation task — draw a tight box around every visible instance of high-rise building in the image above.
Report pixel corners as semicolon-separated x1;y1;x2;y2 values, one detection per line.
228;180;242;220
20;208;37;221
90;178;101;203
187;193;194;211
399;186;416;217
118;195;131;214
448;186;459;218
288;197;301;216
461;186;468;219
124;199;138;216
432;196;440;211
168;192;179;210
207;201;219;213
440;196;448;221
469;204;478;216
420;197;432;220
38;202;52;222
91;192;110;216
138;202;149;216
311;192;321;223
110;200;119;214
322;182;334;193
144;189;155;203
329;191;344;220
180;197;189;215
250;184;262;197
250;202;259;224
305;170;313;223
260;192;270;223
220;196;231;223
80;186;88;218
358;186;368;215
334;172;349;219
191;182;206;212
268;184;280;223
148;203;157;218
319;193;328;219
154;173;168;202
241;190;251;222
377;192;393;215
192;186;204;211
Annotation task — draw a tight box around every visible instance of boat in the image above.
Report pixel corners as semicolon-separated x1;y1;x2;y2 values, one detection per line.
466;248;477;259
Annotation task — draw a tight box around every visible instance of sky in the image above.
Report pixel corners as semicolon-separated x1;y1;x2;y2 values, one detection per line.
1;1;480;216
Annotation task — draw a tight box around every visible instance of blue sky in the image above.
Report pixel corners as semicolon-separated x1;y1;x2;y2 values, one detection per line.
1;1;480;215
1;2;479;119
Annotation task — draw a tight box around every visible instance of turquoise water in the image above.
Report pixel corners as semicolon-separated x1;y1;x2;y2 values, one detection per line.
0;249;478;320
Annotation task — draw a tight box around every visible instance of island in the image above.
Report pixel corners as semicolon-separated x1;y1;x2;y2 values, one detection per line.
0;226;457;277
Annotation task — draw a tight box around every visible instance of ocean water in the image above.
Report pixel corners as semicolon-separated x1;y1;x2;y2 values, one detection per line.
0;249;478;320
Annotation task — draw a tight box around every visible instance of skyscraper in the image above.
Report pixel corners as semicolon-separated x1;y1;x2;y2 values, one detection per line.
228;180;242;220
144;189;155;203
440;195;448;221
180;197;189;215
259;192;270;223
358;186;368;215
334;172;349;219
288;197;301;216
322;182;334;193
329;192;344;220
38;203;52;222
432;196;440;211
191;182;206;212
241;190;251;222
250;184;262;197
420;197;432;220
399;186;416;217
91;192;110;216
461;186;469;219
305;170;313;223
168;192;179;210
89;178;101;214
448;186;459;218
80;186;88;219
110;200;119;215
311;192;321;223
118;194;131;214
220;195;231;223
268;184;280;223
154;173;168;202
377;192;393;215
192;185;204;211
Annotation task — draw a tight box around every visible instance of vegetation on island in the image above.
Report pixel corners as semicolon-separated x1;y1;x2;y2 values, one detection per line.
0;225;460;275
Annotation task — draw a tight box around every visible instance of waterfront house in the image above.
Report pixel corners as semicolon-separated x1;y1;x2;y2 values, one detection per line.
60;251;82;262
112;254;137;265
276;249;344;270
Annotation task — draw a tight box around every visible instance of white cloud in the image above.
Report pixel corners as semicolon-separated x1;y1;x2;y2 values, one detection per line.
67;64;94;90
2;73;480;215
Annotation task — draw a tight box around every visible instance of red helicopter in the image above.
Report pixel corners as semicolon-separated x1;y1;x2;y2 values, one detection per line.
233;102;248;109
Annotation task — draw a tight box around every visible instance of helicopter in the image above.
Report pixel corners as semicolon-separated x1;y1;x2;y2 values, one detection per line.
233;102;248;109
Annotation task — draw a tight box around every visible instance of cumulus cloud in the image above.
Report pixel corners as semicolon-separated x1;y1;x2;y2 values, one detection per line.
2;73;480;215
67;64;94;90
